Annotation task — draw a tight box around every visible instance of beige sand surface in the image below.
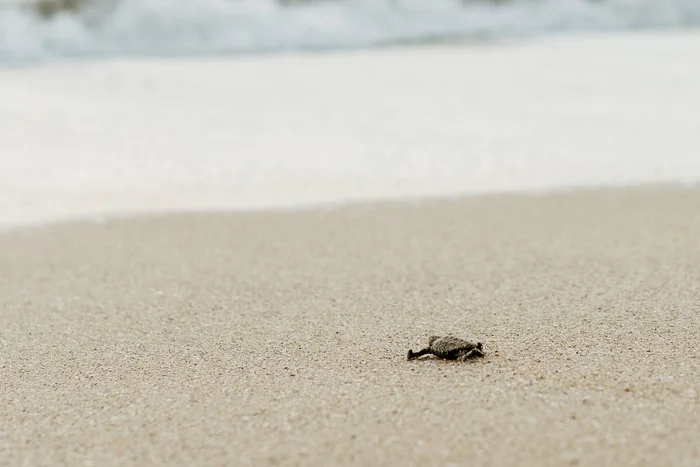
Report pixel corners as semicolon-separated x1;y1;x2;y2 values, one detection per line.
1;185;699;466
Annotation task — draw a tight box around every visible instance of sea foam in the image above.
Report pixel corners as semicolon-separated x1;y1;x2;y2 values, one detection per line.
1;0;699;63
2;30;700;227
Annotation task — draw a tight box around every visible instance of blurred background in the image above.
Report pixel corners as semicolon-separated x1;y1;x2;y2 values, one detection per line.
1;0;699;228
1;0;699;62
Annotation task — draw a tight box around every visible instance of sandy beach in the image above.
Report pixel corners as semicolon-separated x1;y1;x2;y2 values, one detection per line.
1;185;699;466
2;2;700;465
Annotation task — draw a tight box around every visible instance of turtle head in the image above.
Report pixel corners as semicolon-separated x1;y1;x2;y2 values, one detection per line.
428;336;441;346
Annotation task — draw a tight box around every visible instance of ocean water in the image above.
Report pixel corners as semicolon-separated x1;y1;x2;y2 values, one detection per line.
1;2;700;228
2;30;700;228
1;0;699;63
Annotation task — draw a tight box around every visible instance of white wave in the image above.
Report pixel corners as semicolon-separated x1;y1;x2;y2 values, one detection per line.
1;0;699;62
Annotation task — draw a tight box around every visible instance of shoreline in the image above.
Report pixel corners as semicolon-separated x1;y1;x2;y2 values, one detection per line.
3;180;699;233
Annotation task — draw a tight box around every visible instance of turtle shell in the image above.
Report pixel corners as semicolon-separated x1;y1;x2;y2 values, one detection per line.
429;336;480;359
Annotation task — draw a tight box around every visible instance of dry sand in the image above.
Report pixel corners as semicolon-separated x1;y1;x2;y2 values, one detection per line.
1;185;699;466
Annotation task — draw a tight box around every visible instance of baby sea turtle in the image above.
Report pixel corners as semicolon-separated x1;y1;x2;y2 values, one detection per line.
407;336;484;361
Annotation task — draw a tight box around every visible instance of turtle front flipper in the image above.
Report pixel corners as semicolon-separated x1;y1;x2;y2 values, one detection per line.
407;348;431;360
456;345;485;361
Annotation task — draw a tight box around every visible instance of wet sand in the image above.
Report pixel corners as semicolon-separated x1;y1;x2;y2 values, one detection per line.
1;185;699;466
